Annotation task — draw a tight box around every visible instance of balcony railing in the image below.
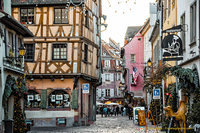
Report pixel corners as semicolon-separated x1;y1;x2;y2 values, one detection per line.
3;57;24;73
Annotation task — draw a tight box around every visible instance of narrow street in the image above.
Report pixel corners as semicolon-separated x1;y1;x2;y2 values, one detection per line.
28;115;164;133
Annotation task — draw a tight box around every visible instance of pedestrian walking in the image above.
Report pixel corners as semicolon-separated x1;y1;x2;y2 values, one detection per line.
116;106;119;116
103;106;108;117
121;106;124;116
123;107;126;116
107;107;110;117
100;106;104;117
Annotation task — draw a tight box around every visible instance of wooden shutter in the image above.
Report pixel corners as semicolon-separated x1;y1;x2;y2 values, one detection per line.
102;89;105;97
102;60;104;67
110;89;114;97
102;74;105;82
40;90;47;109
72;89;79;109
110;73;114;81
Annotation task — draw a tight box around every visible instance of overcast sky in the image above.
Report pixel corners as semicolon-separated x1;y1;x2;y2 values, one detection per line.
101;0;155;46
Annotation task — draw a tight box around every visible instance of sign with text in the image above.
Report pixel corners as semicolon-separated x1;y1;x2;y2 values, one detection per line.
153;89;160;99
82;83;89;94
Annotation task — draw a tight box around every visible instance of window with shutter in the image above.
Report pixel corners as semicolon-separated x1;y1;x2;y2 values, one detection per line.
190;2;196;44
105;74;110;81
110;74;114;81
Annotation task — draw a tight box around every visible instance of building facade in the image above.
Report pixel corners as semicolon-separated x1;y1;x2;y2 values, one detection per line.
177;0;200;100
122;27;145;107
12;0;102;127
97;39;124;104
0;0;33;132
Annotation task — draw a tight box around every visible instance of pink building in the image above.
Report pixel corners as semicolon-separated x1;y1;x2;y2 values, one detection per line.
122;27;144;106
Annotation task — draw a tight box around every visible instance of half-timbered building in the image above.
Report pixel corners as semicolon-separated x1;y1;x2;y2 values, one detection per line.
12;0;102;127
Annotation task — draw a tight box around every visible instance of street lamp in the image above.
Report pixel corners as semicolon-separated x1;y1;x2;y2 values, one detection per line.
147;59;152;67
19;45;26;56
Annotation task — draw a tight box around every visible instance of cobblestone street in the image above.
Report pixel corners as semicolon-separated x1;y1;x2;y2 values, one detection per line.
28;115;164;133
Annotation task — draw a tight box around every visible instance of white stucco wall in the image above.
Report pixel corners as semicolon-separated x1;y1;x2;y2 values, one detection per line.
177;0;200;78
25;110;78;118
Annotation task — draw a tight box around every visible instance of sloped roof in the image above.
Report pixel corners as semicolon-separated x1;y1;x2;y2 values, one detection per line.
124;26;142;41
0;11;33;37
102;41;120;59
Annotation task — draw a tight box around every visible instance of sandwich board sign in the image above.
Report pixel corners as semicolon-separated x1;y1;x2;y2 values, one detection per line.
82;83;89;94
153;89;160;99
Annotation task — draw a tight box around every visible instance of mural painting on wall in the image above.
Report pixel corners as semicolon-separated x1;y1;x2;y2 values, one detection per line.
132;67;139;86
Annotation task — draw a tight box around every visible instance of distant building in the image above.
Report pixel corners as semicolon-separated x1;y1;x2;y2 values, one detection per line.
97;38;124;104
121;26;144;107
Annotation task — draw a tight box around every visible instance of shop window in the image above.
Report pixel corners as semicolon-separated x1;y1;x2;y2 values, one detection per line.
48;90;70;108
26;90;41;108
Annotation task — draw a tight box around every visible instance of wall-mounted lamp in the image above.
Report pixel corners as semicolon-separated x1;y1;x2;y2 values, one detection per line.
19;45;26;56
147;59;152;67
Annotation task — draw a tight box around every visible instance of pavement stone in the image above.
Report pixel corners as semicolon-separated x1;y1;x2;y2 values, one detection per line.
28;115;165;133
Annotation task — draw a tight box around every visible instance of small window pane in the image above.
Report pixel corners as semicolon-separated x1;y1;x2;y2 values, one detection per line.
52;44;67;60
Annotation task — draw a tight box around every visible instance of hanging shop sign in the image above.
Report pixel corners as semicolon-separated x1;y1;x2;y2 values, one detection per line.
162;25;182;33
162;34;183;61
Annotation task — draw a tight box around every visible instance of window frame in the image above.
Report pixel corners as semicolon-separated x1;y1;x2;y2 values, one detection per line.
180;13;186;51
190;1;196;44
130;54;136;63
54;7;68;24
0;0;3;11
48;90;70;109
105;89;110;97
52;43;68;60
24;43;35;62
84;44;88;62
20;8;34;24
26;90;41;108
105;74;110;81
85;10;89;28
168;0;171;17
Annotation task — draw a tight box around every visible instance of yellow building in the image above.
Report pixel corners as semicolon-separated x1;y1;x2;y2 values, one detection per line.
162;0;177;90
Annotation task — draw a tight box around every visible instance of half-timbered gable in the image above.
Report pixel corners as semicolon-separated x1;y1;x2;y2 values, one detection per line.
11;0;102;127
12;0;101;79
